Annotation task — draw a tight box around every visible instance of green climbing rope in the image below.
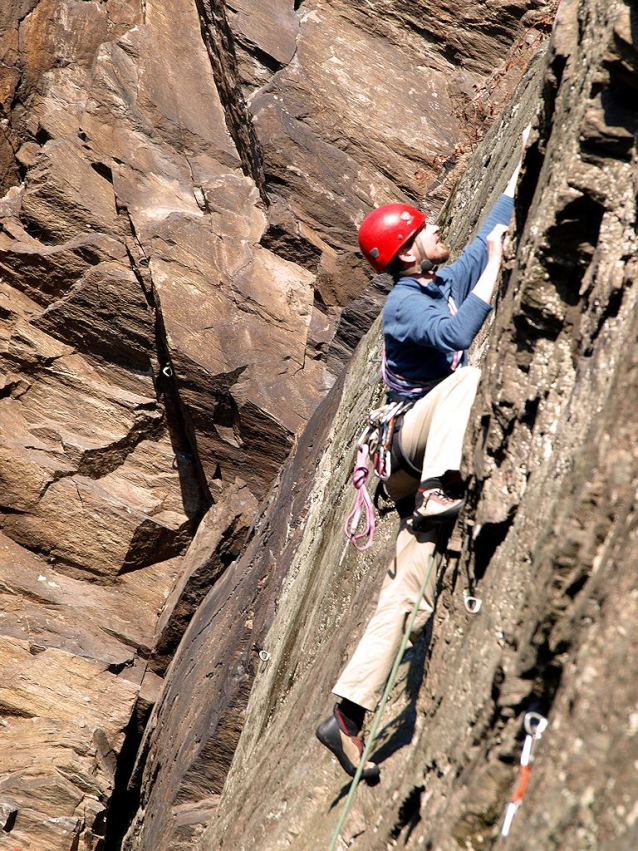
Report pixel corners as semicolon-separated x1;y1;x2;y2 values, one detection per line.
328;529;443;850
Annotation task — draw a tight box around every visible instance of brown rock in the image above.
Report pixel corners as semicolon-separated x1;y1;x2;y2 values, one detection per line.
0;530;182;850
0;231;129;306
0;1;565;849
228;0;299;89
173;3;637;850
21;139;127;244
0;136;20;199
0;532;179;667
18;0;110;84
150;480;259;676
0;294;196;593
33;262;155;370
150;212;325;497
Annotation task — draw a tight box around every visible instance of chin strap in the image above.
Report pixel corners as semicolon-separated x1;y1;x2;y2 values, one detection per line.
420;258;435;273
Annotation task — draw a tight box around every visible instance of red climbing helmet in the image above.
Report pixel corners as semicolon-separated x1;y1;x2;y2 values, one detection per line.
358;203;427;273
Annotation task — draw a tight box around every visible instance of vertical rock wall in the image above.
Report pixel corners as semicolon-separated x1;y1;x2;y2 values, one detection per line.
133;0;635;849
0;1;552;849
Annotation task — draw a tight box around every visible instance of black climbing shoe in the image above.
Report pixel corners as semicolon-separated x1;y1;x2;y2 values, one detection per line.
316;707;380;783
412;486;464;531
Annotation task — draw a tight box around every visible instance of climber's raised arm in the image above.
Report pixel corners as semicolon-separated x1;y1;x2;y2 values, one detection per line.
504;123;532;198
472;223;508;304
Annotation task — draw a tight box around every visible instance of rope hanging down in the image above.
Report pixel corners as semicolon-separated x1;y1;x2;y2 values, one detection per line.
328;527;443;851
344;445;376;551
344;399;413;550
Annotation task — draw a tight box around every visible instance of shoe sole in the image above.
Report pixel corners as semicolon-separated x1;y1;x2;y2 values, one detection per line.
316;717;380;782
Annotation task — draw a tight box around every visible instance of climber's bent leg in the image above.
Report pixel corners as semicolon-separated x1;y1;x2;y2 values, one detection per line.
399;367;481;527
400;366;481;482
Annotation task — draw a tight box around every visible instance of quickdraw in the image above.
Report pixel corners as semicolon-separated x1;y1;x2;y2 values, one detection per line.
344;400;413;550
501;711;549;837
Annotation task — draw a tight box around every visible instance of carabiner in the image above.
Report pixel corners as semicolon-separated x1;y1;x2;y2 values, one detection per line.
501;800;519;837
464;595;482;614
356;424;371;449
524;711;548;739
379;448;391;480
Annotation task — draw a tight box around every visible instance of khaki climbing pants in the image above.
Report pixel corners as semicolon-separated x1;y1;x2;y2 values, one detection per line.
398;365;482;484
332;367;481;711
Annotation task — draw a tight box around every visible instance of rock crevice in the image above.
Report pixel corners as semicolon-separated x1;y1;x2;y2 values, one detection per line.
193;0;268;202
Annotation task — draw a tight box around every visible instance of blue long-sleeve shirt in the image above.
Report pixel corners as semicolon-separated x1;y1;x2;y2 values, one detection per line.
383;194;514;388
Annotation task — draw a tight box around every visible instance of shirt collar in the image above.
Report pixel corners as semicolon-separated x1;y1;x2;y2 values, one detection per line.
396;275;445;297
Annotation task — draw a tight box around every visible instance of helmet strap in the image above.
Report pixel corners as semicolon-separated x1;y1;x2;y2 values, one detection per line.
420;259;435;273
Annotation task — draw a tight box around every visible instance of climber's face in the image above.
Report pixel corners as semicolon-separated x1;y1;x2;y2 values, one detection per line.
397;223;450;269
414;223;450;266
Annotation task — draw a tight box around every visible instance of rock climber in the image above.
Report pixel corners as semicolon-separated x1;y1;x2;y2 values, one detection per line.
316;129;530;782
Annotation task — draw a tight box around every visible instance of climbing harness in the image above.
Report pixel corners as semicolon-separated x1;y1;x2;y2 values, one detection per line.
358;398;413;480
501;711;549;838
328;527;444;851
344;399;413;550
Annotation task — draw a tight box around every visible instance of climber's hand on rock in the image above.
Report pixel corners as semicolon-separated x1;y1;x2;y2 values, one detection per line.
505;122;533;197
486;223;508;262
472;224;507;303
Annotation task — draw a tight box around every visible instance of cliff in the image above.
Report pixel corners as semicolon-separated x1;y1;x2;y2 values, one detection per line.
123;1;637;849
1;0;635;849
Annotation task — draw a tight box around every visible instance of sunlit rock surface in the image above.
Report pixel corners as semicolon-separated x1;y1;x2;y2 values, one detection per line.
0;0;580;848
124;1;635;849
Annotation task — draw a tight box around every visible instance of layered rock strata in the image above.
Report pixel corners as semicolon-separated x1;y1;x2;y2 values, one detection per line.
122;0;636;849
0;0;558;848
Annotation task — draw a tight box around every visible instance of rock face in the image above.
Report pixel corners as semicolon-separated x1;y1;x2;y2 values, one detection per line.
118;88;536;847
0;0;551;848
118;1;637;849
